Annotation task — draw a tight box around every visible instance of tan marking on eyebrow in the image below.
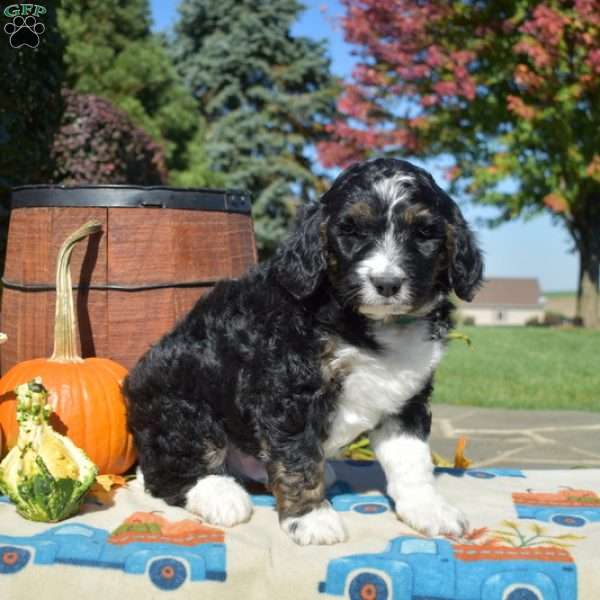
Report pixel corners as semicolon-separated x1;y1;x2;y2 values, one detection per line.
347;202;375;220
401;204;432;224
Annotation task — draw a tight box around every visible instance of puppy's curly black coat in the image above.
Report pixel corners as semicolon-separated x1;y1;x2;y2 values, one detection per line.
125;158;483;543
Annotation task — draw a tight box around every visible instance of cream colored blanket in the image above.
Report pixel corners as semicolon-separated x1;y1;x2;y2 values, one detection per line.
1;462;599;599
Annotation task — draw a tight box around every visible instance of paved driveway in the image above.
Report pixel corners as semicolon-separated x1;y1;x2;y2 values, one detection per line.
431;404;600;469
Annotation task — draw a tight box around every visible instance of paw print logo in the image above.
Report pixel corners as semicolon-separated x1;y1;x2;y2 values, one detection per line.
4;15;45;49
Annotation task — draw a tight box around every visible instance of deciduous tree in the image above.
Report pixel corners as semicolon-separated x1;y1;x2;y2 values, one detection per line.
321;0;600;327
51;90;167;185
58;0;198;176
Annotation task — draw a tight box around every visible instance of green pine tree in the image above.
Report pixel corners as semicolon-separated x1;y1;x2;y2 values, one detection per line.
173;0;339;254
57;0;203;177
169;124;226;188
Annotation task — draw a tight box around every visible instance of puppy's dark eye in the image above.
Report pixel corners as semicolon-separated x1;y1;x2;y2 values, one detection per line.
415;224;441;240
339;219;365;238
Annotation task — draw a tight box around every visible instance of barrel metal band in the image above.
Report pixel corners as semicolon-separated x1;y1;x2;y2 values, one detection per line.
1;277;222;292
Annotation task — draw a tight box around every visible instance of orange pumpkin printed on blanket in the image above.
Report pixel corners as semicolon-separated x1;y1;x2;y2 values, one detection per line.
0;511;226;590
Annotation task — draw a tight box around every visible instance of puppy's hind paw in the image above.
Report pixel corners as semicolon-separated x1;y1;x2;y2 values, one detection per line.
281;503;347;546
185;475;253;527
395;492;469;538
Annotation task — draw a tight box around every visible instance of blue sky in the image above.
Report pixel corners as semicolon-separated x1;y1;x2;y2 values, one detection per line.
150;0;578;292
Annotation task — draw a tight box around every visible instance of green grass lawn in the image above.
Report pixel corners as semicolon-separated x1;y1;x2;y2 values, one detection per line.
432;326;600;412
543;291;576;299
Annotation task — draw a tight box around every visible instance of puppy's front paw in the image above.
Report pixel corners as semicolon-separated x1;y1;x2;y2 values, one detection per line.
281;503;347;546
185;475;253;527
394;489;469;538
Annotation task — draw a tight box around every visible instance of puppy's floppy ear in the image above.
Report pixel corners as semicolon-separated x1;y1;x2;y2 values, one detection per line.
449;204;484;301
272;202;327;299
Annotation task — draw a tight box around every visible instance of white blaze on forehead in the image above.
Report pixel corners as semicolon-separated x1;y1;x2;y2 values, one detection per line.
373;173;416;219
357;173;415;281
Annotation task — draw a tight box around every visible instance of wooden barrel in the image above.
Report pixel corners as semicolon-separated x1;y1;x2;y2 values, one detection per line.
0;185;257;373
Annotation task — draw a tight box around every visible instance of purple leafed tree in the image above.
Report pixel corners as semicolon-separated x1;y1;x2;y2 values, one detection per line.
51;89;168;186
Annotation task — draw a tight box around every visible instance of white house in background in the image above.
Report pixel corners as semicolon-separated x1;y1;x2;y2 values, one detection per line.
458;277;545;326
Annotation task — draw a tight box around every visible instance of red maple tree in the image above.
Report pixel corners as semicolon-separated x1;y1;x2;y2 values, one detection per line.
320;1;600;327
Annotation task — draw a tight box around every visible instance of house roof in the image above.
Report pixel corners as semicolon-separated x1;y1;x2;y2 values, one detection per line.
468;277;542;308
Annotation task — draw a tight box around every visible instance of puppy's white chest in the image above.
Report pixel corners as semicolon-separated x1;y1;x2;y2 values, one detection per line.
323;321;443;456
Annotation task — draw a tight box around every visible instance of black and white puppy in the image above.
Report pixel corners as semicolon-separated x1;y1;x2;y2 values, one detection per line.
125;158;483;546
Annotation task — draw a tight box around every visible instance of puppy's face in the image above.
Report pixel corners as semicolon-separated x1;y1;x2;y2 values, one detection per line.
322;159;483;317
272;158;483;312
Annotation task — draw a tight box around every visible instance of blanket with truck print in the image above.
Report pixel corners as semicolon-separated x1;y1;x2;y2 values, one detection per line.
1;461;599;599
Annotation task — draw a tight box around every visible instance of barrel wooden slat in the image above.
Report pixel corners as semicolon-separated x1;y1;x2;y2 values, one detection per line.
0;188;256;372
2;207;109;368
107;289;181;370
168;211;231;281
5;207;109;285
228;212;258;273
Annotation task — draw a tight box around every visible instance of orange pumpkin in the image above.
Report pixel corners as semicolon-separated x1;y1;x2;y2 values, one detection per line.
0;221;136;474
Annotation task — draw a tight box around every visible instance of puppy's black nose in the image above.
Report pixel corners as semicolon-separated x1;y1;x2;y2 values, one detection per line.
370;275;404;297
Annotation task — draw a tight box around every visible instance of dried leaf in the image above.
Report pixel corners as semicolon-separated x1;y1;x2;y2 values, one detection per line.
352;437;371;449
432;451;453;468
344;436;375;460
447;331;472;346
432;437;472;468
88;474;128;505
95;474;127;492
454;437;472;469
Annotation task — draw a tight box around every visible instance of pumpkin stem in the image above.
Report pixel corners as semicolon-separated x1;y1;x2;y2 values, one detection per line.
50;221;102;363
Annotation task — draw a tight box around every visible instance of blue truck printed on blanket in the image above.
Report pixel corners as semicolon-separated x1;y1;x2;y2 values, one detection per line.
318;536;577;600
251;468;526;515
344;460;526;479
252;491;393;514
252;481;393;514
0;512;226;590
435;467;526;479
514;488;600;527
